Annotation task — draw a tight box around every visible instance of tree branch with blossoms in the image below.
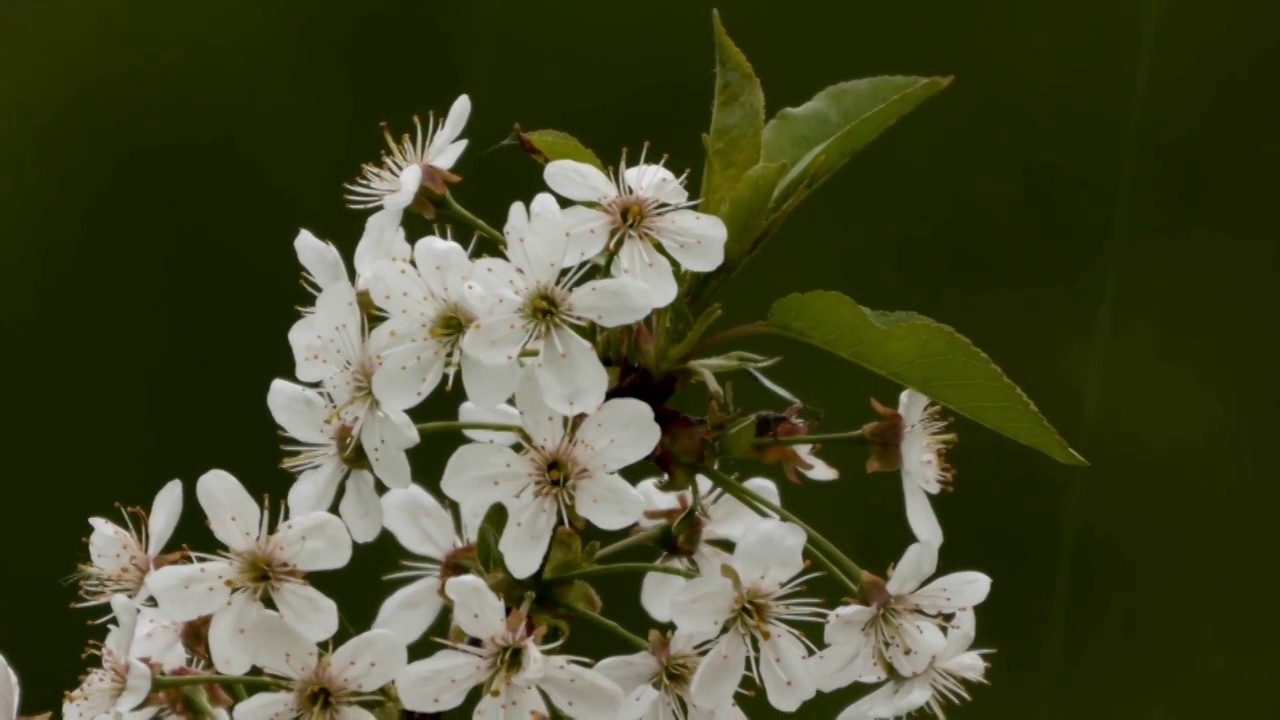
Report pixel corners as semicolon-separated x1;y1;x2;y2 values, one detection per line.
5;9;1086;720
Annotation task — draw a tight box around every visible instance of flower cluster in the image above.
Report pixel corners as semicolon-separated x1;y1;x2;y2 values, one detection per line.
5;44;1049;716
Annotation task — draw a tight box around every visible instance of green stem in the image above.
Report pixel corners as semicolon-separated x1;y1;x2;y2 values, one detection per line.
181;687;218;720
152;674;284;690
677;321;773;363
230;684;249;702
700;465;864;595
753;429;867;446
591;525;667;562
442;192;505;247
415;420;524;436
558;600;648;651
550;562;697;582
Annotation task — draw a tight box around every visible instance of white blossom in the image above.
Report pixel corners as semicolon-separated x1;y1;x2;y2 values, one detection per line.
62;595;152;720
895;390;955;544
635;474;781;623
396;575;623;719
373;484;472;644
0;652;18;720
344;94;471;211
544;150;727;307
808;542;990;693
462;192;653;415
441;371;658;579
670;518;821;712
75;479;182;610
234;613;406;720
596;630;745;720
132;606;188;672
146;470;352;675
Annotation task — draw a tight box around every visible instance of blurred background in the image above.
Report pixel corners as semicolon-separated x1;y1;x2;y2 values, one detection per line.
2;0;1276;717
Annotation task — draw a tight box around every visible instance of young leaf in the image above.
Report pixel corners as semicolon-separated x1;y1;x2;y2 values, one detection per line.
700;10;764;217
762;76;951;209
515;126;606;172
766;290;1086;466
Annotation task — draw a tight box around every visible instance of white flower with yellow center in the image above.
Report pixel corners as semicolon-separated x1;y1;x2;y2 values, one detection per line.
145;470;352;675
344;94;471;211
74;479;182;610
62;595;152;720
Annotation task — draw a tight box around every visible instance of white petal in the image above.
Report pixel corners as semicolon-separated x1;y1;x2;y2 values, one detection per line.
287;463;344;516
544;160;619;203
396;650;489;713
271;511;352;570
574;398;660;472
62;670;115;720
459;401;522;445
515;368;566;449
635;477;686;522
705;476;777;542
539;657;624;718
339;470;383;543
647;210;726;272
362;414;416;489
807;639;877;693
612;238;675;308
640;562;687;622
903;478;944;545
503;196;565;286
466;257;527;305
440;443;528;508
623;164;689;205
569;277;654;327
824;604;877;646
594;652;660;694
460;352;520;408
357;204;410;269
371;341;447;411
372;577;445;644
897;388;930;426
443;574;508;640
731;519;806;591
414;235;473;298
196;469;261;551
911;571;992;615
833;683;898;720
669;576;736;638
273;582;340;642
432;95;471;156
107;594;140;656
940;608;979;661
365;258;426;318
499;494;560;579
88;519;139;574
295;229;348;291
535;326;608;416
146;562;234;621
885;618;945;678
618;684;661;720
887;675;936;716
267;380;334;445
132;607;186;671
208;591;264;675
0;652;17;720
381;485;458;559
430;138;468;171
463;311;530;365
248;612;318;679
886;542;939;596
575;473;644;530
759;631;815;712
796;444;840;481
475;682;547;719
560;205;612;265
288;314;327;384
117;659;153;713
233;692;297;720
330;630;407;691
688;631;747;710
146;479;183;558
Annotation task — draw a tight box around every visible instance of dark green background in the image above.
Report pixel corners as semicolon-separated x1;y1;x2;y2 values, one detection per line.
2;0;1276;717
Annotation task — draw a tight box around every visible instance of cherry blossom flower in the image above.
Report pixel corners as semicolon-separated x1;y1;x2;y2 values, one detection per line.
596;630;745;719
62;595;152;720
0;652;18;720
441;372;659;579
461;192;653;415
670;518;821;712
373;484;473;644
808;541;990;693
234;613;406;720
132;606;188;672
634;474;781;622
395;575;623;719
146;470;352;675
75;479;182;610
543;150;727;307
864;390;956;544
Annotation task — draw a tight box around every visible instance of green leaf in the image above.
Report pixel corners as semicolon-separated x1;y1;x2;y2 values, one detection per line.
700;10;764;217
762;76;951;209
515;126;606;172
543;526;587;579
766;291;1086;465
722;161;788;264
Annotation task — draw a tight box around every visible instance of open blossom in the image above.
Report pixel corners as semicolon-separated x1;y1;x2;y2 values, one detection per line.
809;542;990;693
864;389;956;544
75;479;182;609
234;613;406;720
62;595;152;720
462;192;653;415
396;575;623;719
596;630;745;719
146;470;352;675
1;652;17;720
367;234;518;409
635;474;781;622
835;609;990;720
544;151;727;307
670;518;821;712
441;372;659;579
289;277;420;488
293;206;409;298
373;484;473;644
344;94;471;213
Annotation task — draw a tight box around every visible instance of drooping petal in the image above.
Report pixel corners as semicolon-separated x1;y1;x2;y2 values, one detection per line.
594;652;660;694
569;277;654;327
247;612;318;679
272;582;339;643
442;574;508;640
560;205;613;265
196;470;262;551
885;542;939;597
903;478;943;545
545;160;619;204
669;577;736;638
612;239;676;308
146;479;183;558
232;692;297;720
647;210;726;272
207;591;265;675
688;631;747;710
538;657;624;718
535;326;608;416
371;340;447;411
758;631;815;712
574;398;660;473
362;414;416;489
499;494;559;580
294;229;348;291
146;561;234;621
459;352;520;408
575;473;644;530
459;401;522;445
338;470;382;543
462;311;529;365
287;463;345;516
330;630;407;692
372;577;444;644
910;571;992;615
440;443;527;509
271;512;352;571
731;519;807;591
640;562;687;622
